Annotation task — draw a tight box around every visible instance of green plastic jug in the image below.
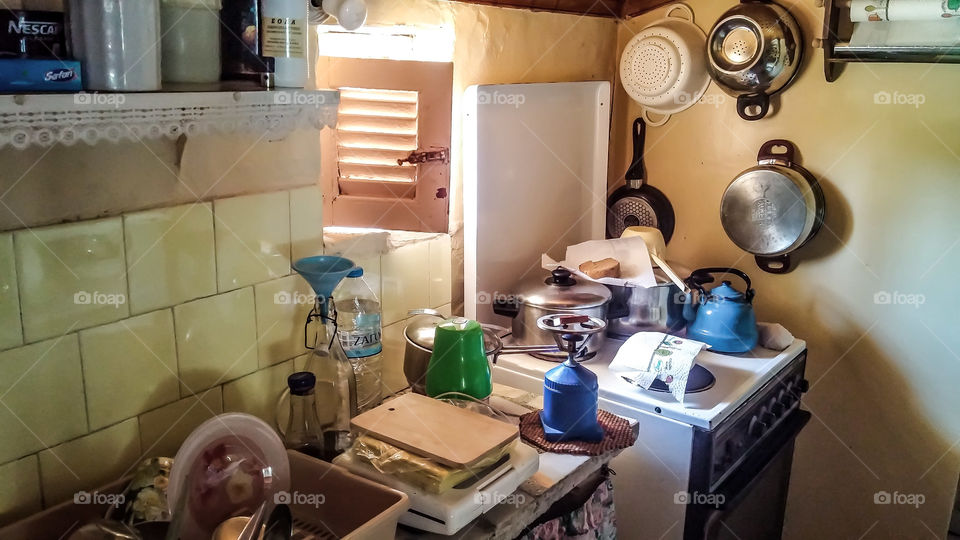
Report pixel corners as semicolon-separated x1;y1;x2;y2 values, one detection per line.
425;317;492;400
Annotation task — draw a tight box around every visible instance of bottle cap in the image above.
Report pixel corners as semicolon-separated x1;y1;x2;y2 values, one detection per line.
288;371;316;395
347;267;364;278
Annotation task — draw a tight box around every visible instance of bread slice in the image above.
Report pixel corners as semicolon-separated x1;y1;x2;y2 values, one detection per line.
579;258;621;279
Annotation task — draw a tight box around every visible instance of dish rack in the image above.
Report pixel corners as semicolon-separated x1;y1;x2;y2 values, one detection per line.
0;450;409;540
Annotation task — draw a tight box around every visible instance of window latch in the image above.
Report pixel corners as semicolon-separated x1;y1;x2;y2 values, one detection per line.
398;148;449;165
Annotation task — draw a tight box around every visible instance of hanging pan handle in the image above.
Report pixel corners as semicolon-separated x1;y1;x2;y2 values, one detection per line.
755;254;793;274
757;139;797;164
737;93;769;121
625;117;648;182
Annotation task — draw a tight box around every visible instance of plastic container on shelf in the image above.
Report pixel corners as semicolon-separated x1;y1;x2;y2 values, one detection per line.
261;0;308;87
333;267;384;412
160;0;222;83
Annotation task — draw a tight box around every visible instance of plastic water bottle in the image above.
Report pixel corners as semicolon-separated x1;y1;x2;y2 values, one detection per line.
333;267;383;412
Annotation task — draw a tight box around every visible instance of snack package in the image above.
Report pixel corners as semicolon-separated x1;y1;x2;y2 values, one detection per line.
608;332;709;403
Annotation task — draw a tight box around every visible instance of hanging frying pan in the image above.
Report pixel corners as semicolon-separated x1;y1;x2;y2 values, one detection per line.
721;140;825;273
606;118;676;243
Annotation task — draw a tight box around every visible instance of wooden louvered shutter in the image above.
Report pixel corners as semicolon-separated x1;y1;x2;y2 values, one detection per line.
317;57;453;233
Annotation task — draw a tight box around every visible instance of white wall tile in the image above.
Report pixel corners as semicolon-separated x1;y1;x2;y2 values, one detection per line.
0;233;22;350
79;310;179;430
222;360;294;426
214;192;291;292
0;336;86;464
15;218;128;342
39;418;141;505
0;455;41;523
429;235;452;308
173;289;258;394
380;241;430;326
380;320;409;396
289;185;324;261
254;276;313;367
124;203;216;314
138;388;222;459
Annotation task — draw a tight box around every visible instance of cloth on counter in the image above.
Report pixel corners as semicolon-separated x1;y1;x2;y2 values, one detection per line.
608;332;709;403
519;410;636;456
758;322;794;351
517;475;616;540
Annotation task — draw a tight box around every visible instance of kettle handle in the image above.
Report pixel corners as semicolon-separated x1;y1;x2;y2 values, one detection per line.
685;267;755;302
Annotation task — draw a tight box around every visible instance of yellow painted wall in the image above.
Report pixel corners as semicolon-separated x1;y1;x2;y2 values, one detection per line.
613;2;960;538
360;0;618;312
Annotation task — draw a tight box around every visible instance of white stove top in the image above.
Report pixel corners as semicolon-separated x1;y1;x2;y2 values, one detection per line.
494;336;807;430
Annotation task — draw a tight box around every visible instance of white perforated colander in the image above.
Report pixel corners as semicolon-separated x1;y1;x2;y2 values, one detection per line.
619;3;710;127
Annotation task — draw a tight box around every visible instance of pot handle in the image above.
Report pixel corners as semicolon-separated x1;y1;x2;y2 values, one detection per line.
492;298;520;318
641;108;670;127
737;93;769;121
665;3;694;22
755;254;793;274
686;267;755;302
758;139;796;164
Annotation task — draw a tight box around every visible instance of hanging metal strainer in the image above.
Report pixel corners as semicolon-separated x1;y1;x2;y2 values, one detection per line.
619;3;711;127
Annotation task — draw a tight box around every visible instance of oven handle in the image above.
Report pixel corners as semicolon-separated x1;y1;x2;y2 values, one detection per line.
710;408;811;511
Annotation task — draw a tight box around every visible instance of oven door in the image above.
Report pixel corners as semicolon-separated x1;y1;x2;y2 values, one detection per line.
693;409;811;540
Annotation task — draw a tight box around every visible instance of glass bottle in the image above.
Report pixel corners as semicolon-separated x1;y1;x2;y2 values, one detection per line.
283;371;325;459
332;267;383;412
307;312;357;460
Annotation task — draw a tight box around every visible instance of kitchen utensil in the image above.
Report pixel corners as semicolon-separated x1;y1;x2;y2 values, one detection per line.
537;314;607;442
235;502;266;540
66;0;162;91
605;264;691;338
721;140;825;273
619;3;711;126
706;0;803;120
606;118;676;242
425;317;492;400
403;310;558;394
350;392;519;468
683;267;759;353
262;504;292;540
493;267;611;361
167;414;290;540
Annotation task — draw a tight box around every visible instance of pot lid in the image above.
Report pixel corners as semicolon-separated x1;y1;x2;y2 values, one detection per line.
709;281;747;301
516;268;612;310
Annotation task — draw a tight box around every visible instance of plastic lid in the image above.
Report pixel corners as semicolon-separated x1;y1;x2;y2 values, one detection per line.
287;371;316;395
347;267;364;278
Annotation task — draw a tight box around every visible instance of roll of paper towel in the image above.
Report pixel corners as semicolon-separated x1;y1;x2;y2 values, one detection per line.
851;0;960;22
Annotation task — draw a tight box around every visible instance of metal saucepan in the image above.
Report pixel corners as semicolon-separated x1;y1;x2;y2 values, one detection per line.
706;0;803;121
403;309;559;394
492;268;611;361
605;263;691;338
721;140;825;273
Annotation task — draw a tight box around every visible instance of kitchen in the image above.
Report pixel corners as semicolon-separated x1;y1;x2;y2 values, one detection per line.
0;0;958;539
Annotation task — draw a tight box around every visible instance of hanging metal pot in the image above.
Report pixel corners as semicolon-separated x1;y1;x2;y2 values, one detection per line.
706;0;803;121
721;140;825;273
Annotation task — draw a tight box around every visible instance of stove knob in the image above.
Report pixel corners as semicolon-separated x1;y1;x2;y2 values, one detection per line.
770;399;784;416
797;379;810;393
748;416;764;438
760;411;775;425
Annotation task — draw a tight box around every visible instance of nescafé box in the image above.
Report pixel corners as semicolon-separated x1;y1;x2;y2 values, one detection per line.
0;59;81;91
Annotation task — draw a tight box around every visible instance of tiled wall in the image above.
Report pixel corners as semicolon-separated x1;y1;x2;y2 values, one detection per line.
0;187;452;525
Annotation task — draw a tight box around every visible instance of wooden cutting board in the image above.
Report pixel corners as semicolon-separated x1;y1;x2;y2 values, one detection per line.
350;393;519;468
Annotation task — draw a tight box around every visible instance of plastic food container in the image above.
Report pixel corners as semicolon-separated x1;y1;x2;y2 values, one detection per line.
160;0;222;83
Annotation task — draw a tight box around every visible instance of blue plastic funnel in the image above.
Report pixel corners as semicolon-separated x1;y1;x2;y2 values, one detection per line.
292;255;356;316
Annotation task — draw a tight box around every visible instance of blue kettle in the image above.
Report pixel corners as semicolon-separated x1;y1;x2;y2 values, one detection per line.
683;267;758;354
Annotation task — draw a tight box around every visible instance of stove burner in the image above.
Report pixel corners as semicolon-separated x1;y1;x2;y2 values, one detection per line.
647;364;716;394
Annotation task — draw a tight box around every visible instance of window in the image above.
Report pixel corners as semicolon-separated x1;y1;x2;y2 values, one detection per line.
316;55;453;233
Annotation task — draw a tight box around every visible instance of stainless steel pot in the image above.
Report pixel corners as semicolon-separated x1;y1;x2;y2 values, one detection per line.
605;263;691;338
403;310;558;394
721;140;825;273
492;268;611;361
706;0;803;121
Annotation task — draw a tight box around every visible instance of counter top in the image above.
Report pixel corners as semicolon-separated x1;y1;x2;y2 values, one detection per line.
395;384;637;539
